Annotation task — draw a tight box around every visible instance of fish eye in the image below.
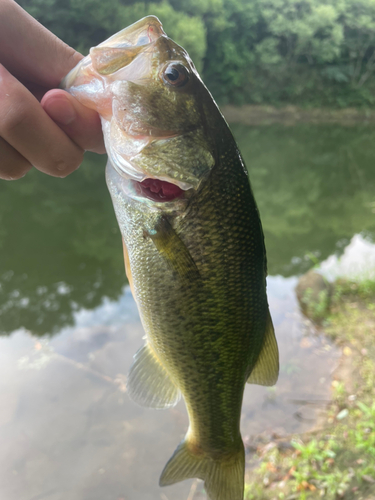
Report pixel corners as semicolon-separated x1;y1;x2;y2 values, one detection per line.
162;63;189;87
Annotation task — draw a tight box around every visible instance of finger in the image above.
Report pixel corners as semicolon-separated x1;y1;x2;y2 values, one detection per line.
0;136;32;180
41;90;106;154
0;0;82;87
0;64;84;177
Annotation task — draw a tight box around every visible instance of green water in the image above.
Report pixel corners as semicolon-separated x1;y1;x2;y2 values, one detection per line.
1;124;375;500
236;124;375;276
1;124;375;336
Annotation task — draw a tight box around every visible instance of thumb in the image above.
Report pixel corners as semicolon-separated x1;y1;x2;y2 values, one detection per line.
41;89;106;154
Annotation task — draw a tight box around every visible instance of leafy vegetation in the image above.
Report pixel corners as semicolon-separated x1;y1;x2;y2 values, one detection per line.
244;277;375;499
18;0;375;107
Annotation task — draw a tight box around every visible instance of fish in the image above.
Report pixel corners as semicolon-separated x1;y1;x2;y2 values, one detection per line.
62;16;279;500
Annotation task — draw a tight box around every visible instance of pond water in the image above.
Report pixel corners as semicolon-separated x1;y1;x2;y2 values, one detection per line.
1;124;375;500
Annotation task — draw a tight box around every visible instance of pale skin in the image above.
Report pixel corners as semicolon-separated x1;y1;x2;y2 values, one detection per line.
0;0;105;181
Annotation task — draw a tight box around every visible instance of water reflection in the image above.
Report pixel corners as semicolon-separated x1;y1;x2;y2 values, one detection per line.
1;126;375;335
0;277;338;500
320;233;375;280
233;124;375;276
1;124;375;499
0;153;125;336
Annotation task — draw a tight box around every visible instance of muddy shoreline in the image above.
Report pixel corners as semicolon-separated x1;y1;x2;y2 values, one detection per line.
222;104;375;126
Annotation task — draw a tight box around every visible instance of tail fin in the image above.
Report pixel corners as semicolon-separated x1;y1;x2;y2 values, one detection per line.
159;439;244;500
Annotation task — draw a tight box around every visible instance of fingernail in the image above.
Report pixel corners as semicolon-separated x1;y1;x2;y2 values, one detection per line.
44;97;76;125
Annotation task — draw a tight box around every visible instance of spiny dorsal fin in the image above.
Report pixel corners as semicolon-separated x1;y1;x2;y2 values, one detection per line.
127;343;181;409
247;310;279;386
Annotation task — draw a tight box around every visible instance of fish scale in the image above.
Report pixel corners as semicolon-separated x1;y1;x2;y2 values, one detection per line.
63;15;279;500
107;137;267;452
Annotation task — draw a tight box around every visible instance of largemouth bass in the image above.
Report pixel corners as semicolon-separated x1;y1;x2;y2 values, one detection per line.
62;16;279;500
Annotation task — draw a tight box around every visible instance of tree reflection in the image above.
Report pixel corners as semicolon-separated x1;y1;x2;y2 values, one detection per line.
233;125;375;276
0;154;126;336
1;127;374;336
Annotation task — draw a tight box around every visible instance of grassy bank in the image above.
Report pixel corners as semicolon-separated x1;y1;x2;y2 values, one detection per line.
244;278;375;500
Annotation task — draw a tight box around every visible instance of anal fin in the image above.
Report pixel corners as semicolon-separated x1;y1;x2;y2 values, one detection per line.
127;343;181;409
247;309;279;386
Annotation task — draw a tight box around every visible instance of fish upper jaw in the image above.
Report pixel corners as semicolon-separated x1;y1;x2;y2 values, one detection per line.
62;16;165;87
96;16;165;50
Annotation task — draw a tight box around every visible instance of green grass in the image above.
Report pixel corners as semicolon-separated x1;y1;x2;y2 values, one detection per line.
244;278;375;500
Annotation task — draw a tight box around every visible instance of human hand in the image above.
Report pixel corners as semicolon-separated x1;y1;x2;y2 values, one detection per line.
0;0;105;181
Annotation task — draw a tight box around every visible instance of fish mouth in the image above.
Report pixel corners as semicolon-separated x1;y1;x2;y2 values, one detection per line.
102;117;195;193
96;16;165;51
106;165;190;208
132;178;184;202
62;16;166;89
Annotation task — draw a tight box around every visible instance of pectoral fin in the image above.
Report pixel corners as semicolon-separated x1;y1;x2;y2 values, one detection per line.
127;343;181;409
146;217;200;283
247;310;279;386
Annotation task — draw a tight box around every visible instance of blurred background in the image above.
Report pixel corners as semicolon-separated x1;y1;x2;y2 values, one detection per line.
1;1;375;500
18;0;375;107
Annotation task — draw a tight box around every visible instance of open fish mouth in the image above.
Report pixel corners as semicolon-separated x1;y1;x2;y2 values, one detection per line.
106;164;188;207
100;116;194;194
133;178;184;202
